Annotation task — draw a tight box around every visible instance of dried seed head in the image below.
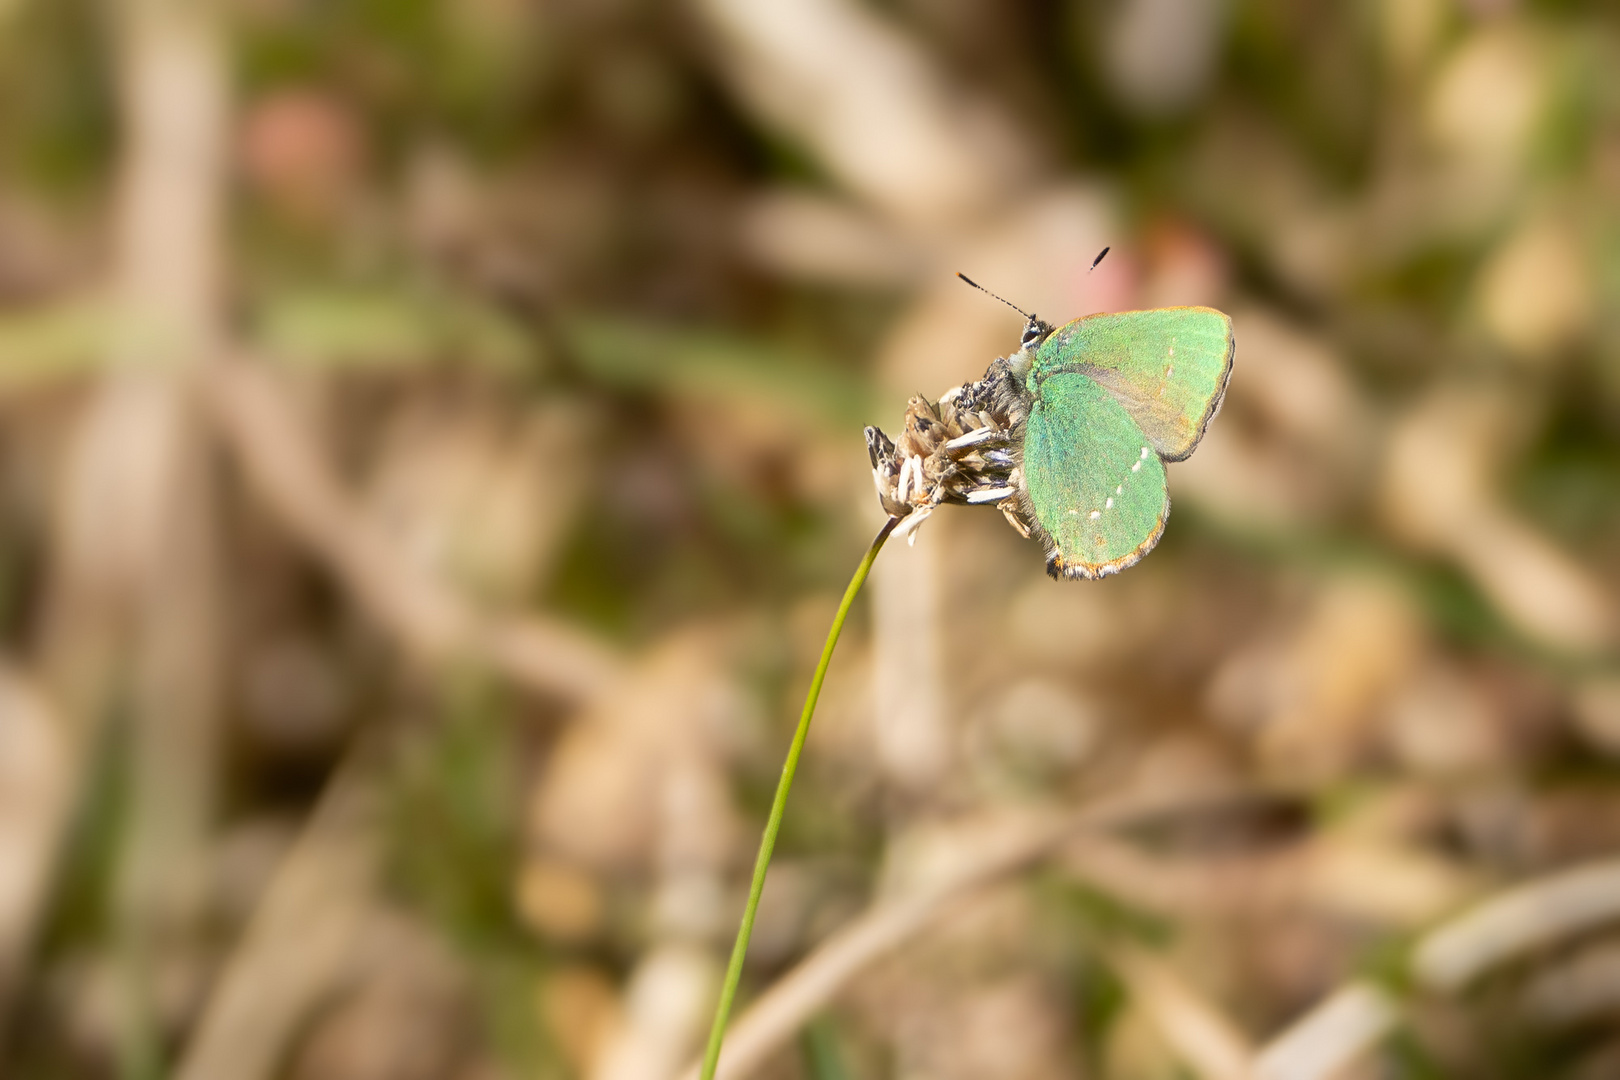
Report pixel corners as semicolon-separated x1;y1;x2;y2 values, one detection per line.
866;353;1035;542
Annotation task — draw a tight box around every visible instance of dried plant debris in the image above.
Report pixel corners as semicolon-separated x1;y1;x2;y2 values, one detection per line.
7;1;1620;1079
866;355;1031;547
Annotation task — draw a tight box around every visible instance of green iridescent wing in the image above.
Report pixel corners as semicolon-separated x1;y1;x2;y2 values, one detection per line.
1031;306;1234;461
1021;372;1169;579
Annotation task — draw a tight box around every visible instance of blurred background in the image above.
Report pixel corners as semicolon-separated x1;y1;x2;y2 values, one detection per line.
2;0;1620;1077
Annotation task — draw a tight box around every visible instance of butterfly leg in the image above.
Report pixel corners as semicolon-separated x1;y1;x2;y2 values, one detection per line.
999;499;1032;539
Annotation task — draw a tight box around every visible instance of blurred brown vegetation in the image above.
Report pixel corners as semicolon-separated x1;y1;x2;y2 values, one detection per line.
2;0;1620;1078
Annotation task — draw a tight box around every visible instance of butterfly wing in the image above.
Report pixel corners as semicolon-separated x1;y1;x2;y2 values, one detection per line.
1021;372;1169;579
1031;307;1233;461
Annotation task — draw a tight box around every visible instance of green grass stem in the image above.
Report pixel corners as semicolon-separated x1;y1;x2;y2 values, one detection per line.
698;515;899;1080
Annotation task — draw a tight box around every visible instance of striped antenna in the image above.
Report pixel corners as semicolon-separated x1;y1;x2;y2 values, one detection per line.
955;273;1035;320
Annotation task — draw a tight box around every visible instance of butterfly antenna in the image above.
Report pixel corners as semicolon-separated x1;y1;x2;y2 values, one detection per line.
1089;246;1110;272
956;273;1035;320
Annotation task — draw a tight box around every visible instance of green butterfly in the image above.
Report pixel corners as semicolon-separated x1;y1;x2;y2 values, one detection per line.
965;278;1234;580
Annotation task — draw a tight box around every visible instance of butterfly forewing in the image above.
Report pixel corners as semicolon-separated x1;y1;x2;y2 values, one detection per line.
1022;373;1169;579
1031;307;1233;461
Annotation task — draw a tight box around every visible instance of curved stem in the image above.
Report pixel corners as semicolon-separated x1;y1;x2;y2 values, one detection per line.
698;515;900;1080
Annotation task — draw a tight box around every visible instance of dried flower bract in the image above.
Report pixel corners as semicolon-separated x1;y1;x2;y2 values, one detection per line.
866;354;1034;545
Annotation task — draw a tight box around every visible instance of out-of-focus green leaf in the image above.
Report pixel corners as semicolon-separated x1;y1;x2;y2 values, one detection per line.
255;286;533;372
562;316;875;431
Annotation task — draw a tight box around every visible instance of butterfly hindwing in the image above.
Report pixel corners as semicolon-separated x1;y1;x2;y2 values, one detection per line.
1021;372;1169;579
1031;307;1233;461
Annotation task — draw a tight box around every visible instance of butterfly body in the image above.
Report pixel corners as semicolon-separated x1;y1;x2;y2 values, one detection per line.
1005;307;1234;580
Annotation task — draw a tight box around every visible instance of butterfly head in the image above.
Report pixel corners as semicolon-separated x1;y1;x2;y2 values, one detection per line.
1019;316;1052;350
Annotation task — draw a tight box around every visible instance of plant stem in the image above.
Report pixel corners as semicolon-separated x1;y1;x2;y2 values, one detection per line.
698;515;899;1080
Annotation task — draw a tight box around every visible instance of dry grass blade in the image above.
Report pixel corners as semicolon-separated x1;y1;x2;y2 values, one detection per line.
0;666;69;1022
1110;944;1255;1080
1413;857;1620;993
1518;938;1620;1027
175;754;384;1080
202;357;626;706
691;0;1029;227
25;2;232;1039
677;783;1253;1080
1253;982;1399;1080
1242;857;1620;1078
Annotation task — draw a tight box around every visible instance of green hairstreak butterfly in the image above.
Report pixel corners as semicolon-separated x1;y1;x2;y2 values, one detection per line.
957;265;1234;580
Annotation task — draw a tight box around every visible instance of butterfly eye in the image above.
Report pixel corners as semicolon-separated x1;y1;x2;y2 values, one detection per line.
1020;319;1050;348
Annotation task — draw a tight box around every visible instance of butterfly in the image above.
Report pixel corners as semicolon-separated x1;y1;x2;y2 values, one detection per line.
959;273;1234;580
